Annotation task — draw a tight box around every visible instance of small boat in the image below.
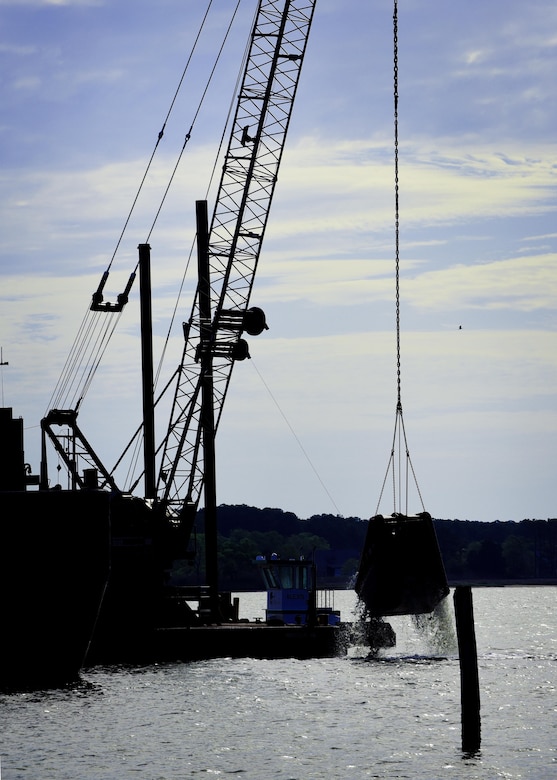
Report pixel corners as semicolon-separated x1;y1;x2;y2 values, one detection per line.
355;512;449;617
255;553;396;655
256;554;341;626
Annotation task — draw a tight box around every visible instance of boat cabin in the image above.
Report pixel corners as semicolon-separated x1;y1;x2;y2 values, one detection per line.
255;554;340;626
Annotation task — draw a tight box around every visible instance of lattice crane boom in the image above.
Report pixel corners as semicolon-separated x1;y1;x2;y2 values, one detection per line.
158;0;316;521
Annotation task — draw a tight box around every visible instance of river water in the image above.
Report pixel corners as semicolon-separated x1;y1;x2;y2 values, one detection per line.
1;587;555;779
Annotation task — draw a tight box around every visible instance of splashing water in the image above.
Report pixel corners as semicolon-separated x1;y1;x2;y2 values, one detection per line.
348;595;458;659
349;599;398;658
411;596;457;657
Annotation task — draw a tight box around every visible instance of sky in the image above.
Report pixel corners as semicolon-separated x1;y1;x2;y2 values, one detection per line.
1;0;556;523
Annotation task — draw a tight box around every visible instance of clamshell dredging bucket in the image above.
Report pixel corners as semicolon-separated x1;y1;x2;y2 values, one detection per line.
355;512;449;617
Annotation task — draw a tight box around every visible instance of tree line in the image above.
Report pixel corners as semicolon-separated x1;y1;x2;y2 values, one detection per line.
172;504;557;590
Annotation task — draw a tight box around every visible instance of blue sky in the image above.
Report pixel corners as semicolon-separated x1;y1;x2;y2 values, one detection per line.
1;0;556;522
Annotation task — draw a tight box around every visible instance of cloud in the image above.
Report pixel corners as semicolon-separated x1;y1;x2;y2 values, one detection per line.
1;0;556;520
234;326;557;420
0;42;36;55
401;253;557;314
253;251;557;317
0;1;101;6
269;136;557;236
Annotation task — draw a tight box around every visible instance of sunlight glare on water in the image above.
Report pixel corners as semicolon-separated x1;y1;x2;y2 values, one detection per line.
1;587;555;779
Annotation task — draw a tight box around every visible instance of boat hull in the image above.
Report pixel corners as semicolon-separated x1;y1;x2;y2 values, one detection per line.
0;490;111;692
152;623;344;662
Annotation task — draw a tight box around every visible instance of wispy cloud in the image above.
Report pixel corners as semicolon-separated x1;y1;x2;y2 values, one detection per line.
1;0;556;520
0;1;102;7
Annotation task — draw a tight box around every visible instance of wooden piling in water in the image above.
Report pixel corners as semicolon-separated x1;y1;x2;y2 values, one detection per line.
454;585;481;753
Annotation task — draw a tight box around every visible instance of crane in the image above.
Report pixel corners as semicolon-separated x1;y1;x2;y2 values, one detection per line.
40;0;318;626
157;0;316;535
42;0;315;500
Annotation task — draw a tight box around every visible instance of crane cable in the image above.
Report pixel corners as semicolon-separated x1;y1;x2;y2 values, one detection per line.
46;0;242;416
151;0;255;396
114;2;254;490
120;7;256;492
143;0;244;247
375;0;425;516
394;0;402;414
111;0;217;274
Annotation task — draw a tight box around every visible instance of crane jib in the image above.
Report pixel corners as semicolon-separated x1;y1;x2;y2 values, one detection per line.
158;0;317;529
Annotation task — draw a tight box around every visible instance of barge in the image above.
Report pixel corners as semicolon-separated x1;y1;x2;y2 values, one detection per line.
0;407;111;692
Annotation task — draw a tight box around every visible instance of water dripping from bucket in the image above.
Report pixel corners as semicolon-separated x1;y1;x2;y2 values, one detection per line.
410;596;458;658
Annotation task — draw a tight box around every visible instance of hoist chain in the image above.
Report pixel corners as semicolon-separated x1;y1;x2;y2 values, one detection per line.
393;0;402;413
375;0;426;516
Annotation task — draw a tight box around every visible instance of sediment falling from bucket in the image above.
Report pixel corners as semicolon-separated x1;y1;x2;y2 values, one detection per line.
411;596;457;656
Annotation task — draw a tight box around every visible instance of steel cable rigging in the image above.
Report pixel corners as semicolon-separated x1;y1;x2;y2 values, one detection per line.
110;7;257;492
46;0;243;416
44;0;318;505
149;2;254;395
375;0;425;516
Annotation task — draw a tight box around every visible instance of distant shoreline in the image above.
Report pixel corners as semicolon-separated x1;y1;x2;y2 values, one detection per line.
448;579;557;587
232;579;557;593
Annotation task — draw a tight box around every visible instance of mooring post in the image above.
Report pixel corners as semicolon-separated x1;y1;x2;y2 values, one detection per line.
454;585;481;753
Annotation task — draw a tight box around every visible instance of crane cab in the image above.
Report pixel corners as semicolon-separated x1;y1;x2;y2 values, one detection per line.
255;554;340;626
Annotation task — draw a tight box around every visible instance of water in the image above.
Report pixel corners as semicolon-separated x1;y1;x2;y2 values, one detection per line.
1;587;555;779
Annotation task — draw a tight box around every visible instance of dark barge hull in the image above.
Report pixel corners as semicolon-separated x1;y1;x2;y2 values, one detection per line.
155;624;343;660
85;623;344;667
355;512;449;617
0;490;111;692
